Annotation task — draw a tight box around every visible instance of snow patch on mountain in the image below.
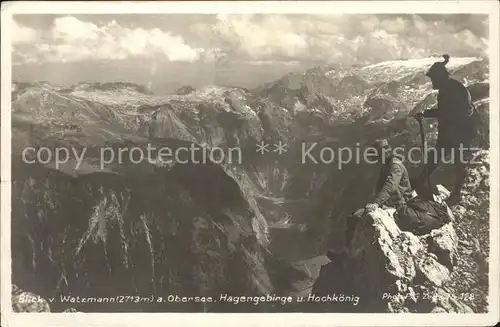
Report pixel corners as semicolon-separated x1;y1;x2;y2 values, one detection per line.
362;56;481;70
358;57;483;84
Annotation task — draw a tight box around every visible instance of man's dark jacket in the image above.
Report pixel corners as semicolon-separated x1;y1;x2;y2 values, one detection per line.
423;78;478;147
374;156;413;208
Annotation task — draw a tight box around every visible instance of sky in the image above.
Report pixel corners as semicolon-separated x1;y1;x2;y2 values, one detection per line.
11;14;489;93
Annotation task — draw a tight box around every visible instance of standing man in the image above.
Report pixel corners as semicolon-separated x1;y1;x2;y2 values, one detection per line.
414;55;480;204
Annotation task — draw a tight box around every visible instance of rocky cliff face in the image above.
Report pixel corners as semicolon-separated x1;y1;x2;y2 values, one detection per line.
11;141;279;312
309;150;490;313
311;205;474;313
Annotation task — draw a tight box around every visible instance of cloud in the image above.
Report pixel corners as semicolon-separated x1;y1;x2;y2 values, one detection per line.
12;20;38;44
12;16;204;64
193;14;309;61
192;14;488;64
12;14;489;66
52;16;100;41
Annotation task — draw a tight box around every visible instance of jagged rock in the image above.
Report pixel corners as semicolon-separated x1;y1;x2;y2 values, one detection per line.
63;308;79;313
349;208;416;282
415;256;450;287
334;75;371;100
311;206;470;313
176;85;196;95
72;81;151;94
363;94;408;122
431;306;447;313
427;223;458;270
12;284;51;313
424;288;474;313
400;232;425;257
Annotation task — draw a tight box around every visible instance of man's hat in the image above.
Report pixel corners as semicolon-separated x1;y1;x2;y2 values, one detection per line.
426;54;450;78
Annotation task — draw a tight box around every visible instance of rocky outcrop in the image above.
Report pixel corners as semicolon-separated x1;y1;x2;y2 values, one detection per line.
176;85;196;95
12;284;51;313
12;284;81;313
310;195;473;313
363;94;408;122
72;82;152;95
334;75;372;100
445;150;490;312
425;223;458;270
11;146;278;313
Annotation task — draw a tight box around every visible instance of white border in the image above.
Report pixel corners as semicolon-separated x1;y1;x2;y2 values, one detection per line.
1;1;499;326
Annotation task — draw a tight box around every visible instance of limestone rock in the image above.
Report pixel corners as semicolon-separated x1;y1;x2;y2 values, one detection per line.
415;256;450;287
427;223;458;270
11;284;51;313
311;205;469;313
63;308;80;313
